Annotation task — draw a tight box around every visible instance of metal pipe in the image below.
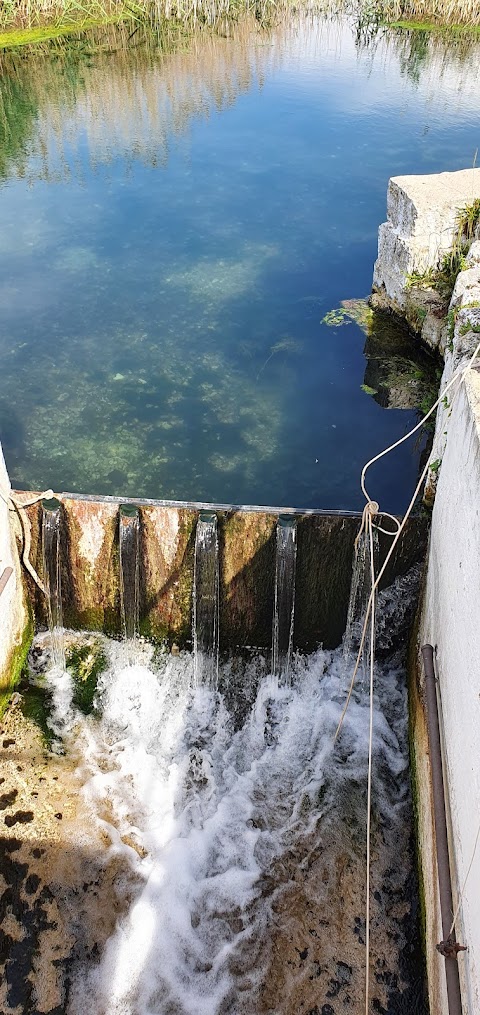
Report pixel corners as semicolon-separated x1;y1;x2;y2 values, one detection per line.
421;644;464;1015
0;566;13;599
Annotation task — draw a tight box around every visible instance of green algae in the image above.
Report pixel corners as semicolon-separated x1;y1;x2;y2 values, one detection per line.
388;19;480;35
0;16;126;50
66;639;108;714
20;682;56;748
0;608;34;717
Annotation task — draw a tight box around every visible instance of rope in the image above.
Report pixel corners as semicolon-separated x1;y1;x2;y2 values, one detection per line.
365;506;376;1015
335;336;480;745
334;335;480;1014
0;481;55;594
449;817;480;940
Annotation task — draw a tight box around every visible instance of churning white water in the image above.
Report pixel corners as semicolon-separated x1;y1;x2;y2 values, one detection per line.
41;640;413;1015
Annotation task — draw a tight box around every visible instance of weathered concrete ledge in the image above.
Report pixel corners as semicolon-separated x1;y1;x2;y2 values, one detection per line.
372;167;480;353
0;448;32;698
18;492;427;653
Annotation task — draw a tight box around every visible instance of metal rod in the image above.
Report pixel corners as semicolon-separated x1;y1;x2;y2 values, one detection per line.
16;488;366;518
421;644;464;1015
0;566;13;599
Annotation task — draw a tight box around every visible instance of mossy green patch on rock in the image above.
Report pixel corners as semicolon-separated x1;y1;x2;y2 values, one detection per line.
20;681;56;748
66;638;108;714
0;607;34;716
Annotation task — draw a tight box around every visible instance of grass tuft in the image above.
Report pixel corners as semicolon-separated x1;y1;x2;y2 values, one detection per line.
366;0;480;28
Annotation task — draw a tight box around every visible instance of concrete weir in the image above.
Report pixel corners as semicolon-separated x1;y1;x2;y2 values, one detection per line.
373;167;480;1015
10;490;424;654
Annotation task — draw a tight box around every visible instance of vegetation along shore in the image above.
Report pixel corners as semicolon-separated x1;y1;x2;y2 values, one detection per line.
0;0;479;46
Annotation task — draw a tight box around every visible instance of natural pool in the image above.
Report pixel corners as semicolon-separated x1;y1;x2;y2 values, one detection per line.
1;15;479;510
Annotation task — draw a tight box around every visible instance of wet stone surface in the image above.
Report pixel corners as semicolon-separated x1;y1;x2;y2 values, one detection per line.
0;637;428;1015
0;701;139;1015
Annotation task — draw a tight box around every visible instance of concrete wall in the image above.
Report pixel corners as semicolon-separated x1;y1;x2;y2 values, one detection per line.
0;448;31;697
417;369;480;1015
371;167;480;1014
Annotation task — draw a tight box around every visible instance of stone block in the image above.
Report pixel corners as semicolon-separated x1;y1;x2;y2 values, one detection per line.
373;168;480;344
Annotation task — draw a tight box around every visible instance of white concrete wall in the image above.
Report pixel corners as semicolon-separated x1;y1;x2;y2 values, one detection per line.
0;445;29;692
419;369;480;1014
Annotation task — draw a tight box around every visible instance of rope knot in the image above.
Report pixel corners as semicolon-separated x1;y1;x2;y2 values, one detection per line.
355;501;380;548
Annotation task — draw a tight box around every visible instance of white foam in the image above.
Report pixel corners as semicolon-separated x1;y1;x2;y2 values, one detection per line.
42;640;409;1015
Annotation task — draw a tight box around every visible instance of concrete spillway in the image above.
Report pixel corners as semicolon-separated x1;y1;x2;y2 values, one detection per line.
12;491;426;664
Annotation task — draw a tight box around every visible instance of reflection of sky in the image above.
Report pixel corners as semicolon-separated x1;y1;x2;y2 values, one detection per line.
277;21;480;118
1;16;480;511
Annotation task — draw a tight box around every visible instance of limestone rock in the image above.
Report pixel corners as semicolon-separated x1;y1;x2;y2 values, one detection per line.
373;168;480;350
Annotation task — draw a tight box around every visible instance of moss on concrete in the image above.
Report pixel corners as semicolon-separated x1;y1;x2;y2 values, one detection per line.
0;607;34;716
62;501;119;635
19;681;56;748
66;639;108;715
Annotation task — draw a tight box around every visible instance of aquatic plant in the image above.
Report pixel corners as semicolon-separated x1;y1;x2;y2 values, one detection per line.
322;307;350;327
359;0;480;28
0;0;301;33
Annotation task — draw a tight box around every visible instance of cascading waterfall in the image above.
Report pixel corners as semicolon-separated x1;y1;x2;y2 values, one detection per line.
193;511;219;689
119;505;140;647
41;499;66;670
343;524;379;665
25;506;425;1015
36;636;423;1015
271;516;297;684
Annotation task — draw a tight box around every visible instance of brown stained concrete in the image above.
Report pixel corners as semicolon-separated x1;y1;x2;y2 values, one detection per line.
140;504;196;643
0;704;139;1015
62;498;119;632
23;496;428;654
220;510;277;648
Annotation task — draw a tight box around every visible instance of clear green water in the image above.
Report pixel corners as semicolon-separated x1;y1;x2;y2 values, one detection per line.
1;17;479;511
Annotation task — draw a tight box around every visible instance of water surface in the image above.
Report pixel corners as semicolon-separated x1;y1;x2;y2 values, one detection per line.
1;16;479;510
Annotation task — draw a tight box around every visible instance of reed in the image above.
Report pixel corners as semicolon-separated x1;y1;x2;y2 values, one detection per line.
368;0;480;27
0;0;304;32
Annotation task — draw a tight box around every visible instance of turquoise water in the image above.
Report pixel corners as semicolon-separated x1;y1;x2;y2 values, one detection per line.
0;17;479;511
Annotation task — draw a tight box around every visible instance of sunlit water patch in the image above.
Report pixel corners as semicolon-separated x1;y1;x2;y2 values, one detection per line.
1;16;479;509
31;636;426;1013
